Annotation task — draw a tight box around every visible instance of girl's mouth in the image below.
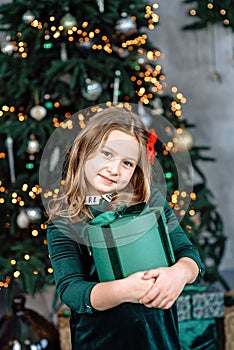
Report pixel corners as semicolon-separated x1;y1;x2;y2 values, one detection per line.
98;174;117;184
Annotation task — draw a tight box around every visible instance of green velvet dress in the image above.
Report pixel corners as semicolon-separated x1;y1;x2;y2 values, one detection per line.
47;188;205;350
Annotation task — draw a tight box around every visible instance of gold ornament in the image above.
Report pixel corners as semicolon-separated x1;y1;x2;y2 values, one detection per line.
176;129;194;151
209;71;222;82
60;13;77;30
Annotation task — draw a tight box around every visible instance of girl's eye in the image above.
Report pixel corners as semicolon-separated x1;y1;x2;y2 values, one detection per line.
102;150;112;158
124;161;134;167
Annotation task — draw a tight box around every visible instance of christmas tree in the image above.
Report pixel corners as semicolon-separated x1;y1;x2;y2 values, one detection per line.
0;0;229;309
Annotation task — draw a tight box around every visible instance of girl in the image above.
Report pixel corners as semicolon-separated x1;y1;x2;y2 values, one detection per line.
46;107;204;350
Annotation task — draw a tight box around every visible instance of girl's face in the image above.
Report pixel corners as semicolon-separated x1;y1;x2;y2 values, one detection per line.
84;130;140;195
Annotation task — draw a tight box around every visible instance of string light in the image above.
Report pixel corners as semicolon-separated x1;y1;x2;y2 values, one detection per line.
13;271;21;278
145;4;159;30
32;230;39;236
189;9;196;16
207;2;213;10
190;192;196;200
22;184;28;191
0;275;11;289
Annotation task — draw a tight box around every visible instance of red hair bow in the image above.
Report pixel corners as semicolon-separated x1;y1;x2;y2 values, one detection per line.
147;128;157;165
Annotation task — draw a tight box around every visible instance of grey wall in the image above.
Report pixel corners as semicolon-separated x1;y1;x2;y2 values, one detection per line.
149;0;234;272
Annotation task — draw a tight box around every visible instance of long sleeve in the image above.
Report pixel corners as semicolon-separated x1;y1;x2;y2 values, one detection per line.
47;219;98;314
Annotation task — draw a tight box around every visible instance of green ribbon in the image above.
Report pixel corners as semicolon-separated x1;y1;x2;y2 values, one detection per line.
88;202;147;227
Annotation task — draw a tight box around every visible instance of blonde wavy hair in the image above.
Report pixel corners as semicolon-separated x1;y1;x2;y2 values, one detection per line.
47;107;153;222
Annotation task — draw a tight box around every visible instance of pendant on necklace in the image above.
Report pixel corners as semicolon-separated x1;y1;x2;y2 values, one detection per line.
85;193;113;205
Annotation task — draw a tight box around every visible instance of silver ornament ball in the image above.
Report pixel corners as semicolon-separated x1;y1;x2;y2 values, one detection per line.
22;10;35;23
113;46;130;58
78;39;94;50
115;15;137;35
1;41;15;55
26;207;42;222
151;98;164;116
30;105;47;121
81;79;102;101
16;209;30;229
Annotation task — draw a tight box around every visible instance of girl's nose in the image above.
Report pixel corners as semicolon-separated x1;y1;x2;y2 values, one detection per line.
107;158;121;174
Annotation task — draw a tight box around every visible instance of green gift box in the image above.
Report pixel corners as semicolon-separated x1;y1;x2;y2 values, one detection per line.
85;203;175;282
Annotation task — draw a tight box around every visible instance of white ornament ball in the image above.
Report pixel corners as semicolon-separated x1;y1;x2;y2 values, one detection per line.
16;209;30;229
30;105;47;121
81;79;102;101
27;139;40;154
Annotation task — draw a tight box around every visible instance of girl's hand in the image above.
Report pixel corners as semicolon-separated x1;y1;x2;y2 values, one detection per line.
90;271;155;311
139;258;199;309
123;271;155;303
